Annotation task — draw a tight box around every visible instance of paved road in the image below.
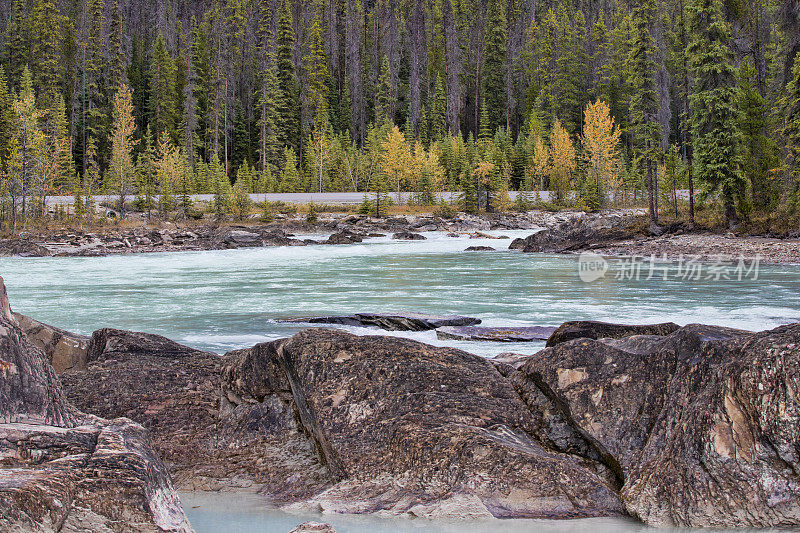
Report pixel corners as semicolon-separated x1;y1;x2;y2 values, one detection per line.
44;191;546;206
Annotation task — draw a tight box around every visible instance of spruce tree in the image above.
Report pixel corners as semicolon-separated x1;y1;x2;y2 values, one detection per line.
629;0;661;228
150;35;177;144
687;0;746;228
376;55;393;125
482;0;507;132
782;54;800;217
276;0;299;150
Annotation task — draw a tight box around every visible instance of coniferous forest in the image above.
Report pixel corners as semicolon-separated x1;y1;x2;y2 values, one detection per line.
0;0;799;229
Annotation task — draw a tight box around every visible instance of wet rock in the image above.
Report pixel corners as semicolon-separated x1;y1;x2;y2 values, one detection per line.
509;217;635;253
546;320;680;347
392;231;426;240
437;325;557;342
223;229;261;246
0;277;192;532
0;238;53;257
13;312;89;373
284;312;481;331
464;246;496;251
288;523;337;533
325;230;364;244
222;329;624;518
521;323;799;528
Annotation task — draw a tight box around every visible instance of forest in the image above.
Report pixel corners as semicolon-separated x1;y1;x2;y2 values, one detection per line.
0;0;799;230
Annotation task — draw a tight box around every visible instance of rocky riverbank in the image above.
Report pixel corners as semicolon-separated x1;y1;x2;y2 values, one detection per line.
0;210;607;257
509;215;800;264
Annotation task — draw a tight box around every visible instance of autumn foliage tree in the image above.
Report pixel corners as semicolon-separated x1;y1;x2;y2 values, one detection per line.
548;119;576;203
108;84;137;219
581;100;621;209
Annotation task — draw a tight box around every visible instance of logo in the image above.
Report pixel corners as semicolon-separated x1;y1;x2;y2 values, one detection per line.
578;252;608;283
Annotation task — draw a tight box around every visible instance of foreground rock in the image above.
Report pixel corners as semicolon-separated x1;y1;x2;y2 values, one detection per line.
0;278;192;532
52;314;800;527
222;329;624;518
546;320;680;347
521;324;799;527
437;325;557;342
283;312;481;331
14;312;90;373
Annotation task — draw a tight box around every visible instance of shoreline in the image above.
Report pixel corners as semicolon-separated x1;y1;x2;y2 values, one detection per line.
2;209;799;265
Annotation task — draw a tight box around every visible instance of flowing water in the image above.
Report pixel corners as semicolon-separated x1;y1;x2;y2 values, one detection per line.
4;232;800;532
2;230;800;358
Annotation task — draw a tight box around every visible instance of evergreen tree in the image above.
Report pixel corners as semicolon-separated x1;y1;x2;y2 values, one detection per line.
136;126;157;216
687;0;746;228
31;0;62;101
304;14;330;126
482;0;507;132
150;35;177;144
629;0;661;228
376;55;393;124
280;147;303;192
276;0;299;150
782;54;800;217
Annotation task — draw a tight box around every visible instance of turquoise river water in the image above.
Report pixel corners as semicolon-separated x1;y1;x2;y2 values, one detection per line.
3;230;800;532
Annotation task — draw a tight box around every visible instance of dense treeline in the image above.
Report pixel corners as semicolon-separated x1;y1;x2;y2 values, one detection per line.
0;0;800;229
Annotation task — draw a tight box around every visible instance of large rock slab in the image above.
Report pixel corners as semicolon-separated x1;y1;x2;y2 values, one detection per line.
221;329;624;518
284;312;481;331
14;312;90;373
437;325;557;342
521;323;800;528
546;320;680;347
509;217;635;253
0;277;192;532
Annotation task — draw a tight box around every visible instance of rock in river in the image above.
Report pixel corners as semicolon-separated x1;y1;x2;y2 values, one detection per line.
0;277;192;532
283;312;481;331
392;231;426;240
437;325;557;342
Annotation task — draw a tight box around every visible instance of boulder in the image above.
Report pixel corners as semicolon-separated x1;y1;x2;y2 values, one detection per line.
546;320;681;347
464;246;496;252
221;329;624;518
437;325;557;342
284;312;481;331
508;217;634;253
223;229;261;246
325;231;364;245
61;329;224;478
520;323;799;527
0;277;192;532
13;312;89;373
391;231;426;240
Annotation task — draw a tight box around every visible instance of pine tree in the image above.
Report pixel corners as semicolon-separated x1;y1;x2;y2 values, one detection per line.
687;0;746;228
150;35;177;144
277;0;300;150
304;14;330;126
782;54;800;218
210;155;230;219
376;55;393;125
280;147;303;192
0;68;14;167
431;73;447;142
136;126;157;216
108;84;138;219
482;0;508;132
629;0;661;227
108;0;127;89
31;0;62;101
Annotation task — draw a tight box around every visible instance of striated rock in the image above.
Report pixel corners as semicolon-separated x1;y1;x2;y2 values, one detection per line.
509;217;635;253
288;522;337;533
14;312;89;373
521;323;800;528
437;325;557;342
61;329;224;478
221;329;624;518
0;277;192;532
283;312;481;331
392;231;426;240
546;320;680;347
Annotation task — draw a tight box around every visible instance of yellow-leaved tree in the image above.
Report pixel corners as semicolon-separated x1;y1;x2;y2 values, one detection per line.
108;84;138;219
548;119;576;204
381;125;412;205
581;99;621;208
